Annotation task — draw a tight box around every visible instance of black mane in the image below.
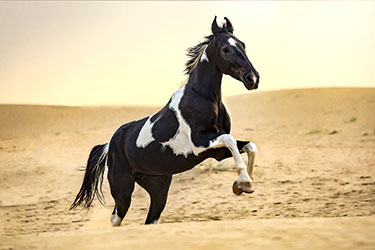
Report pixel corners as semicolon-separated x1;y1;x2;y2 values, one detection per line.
184;35;213;75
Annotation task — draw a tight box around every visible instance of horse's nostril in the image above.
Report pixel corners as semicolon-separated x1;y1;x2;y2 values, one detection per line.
245;74;253;83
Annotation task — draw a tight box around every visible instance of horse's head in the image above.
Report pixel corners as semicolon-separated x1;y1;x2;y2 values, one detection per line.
209;17;259;90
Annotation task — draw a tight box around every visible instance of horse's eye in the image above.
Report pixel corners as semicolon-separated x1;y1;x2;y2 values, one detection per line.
223;47;230;53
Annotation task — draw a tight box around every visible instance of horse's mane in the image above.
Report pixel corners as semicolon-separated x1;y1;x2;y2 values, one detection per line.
184;35;213;75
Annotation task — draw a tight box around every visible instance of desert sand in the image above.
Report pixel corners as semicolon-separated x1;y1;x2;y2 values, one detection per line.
0;88;374;249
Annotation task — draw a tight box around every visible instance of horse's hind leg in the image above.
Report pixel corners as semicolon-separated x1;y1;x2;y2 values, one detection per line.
110;206;120;226
107;155;135;227
135;174;172;224
109;175;135;226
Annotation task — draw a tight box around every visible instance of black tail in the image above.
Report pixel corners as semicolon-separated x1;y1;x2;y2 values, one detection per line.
70;143;109;210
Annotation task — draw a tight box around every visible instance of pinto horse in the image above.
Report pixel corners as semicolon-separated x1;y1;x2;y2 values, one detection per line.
70;17;259;226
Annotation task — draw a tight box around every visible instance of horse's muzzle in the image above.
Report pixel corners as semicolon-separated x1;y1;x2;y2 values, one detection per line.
243;72;259;90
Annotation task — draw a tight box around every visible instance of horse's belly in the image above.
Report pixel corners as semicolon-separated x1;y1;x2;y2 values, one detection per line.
129;141;205;175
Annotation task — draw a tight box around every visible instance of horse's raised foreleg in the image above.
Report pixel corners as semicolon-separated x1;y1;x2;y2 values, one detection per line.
239;141;257;180
135;174;172;224
201;134;254;194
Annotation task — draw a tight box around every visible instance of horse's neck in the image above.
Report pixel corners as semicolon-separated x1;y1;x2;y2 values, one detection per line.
186;61;223;103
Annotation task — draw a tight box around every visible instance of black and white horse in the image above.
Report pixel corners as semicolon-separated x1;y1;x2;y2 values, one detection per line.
70;17;260;226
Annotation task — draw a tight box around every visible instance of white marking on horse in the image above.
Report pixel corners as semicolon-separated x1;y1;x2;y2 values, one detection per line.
110;212;122;227
136;114;160;148
228;37;237;47
161;86;205;158
200;45;209;63
150;218;159;224
242;142;257;179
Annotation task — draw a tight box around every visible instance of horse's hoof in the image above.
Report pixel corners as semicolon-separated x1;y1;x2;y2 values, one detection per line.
233;180;254;195
232;181;243;195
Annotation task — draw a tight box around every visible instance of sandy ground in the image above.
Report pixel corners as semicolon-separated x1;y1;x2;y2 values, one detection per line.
0;87;374;249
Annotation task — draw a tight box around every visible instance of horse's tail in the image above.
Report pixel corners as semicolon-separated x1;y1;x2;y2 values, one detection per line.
70;143;109;210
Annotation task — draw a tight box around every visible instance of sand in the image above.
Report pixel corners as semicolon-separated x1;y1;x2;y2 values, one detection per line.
0;88;374;249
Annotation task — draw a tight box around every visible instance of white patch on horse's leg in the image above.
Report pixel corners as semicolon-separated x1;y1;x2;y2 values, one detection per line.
110;211;122;227
228;37;237;48
200;45;209;63
209;134;251;182
136;115;160;148
242;142;257;180
150;218;159;225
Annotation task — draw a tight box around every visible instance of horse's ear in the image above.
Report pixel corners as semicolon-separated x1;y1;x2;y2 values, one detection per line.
224;17;234;34
211;16;222;35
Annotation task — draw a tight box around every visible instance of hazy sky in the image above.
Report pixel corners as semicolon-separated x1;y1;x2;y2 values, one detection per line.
0;1;374;106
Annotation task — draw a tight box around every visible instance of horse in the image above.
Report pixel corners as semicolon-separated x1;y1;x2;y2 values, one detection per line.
70;16;260;226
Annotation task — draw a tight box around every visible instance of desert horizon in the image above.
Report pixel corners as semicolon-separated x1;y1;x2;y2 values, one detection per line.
0;86;372;107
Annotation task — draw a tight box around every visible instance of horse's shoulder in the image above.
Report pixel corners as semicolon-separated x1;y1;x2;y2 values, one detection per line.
152;106;179;142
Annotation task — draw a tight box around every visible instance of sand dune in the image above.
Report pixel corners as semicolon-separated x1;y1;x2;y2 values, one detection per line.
0;88;374;249
3;217;375;250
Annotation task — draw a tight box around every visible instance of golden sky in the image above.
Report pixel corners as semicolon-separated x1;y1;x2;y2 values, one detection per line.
0;1;374;106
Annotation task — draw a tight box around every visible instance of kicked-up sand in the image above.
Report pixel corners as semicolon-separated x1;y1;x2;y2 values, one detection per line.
0;88;374;249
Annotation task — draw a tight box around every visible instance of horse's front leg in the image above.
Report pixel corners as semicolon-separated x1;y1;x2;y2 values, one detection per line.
240;141;257;180
204;134;254;195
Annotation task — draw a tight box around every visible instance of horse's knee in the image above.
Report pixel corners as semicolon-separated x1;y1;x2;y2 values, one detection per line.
243;141;257;156
221;134;237;147
209;134;237;149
